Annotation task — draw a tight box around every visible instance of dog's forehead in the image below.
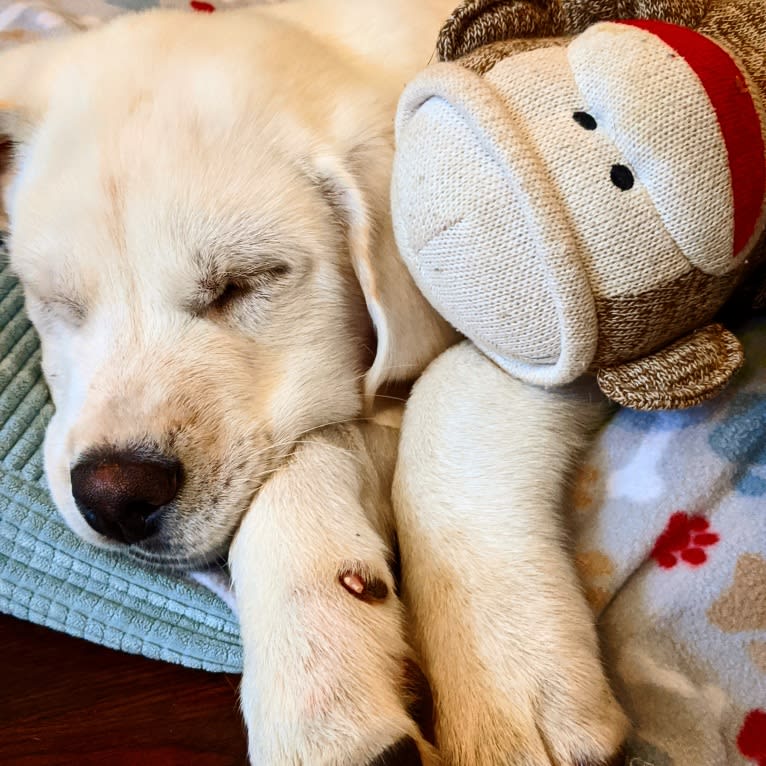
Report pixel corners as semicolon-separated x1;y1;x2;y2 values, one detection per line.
11;97;326;288
46;9;336;133
11;144;324;298
8;10;352;297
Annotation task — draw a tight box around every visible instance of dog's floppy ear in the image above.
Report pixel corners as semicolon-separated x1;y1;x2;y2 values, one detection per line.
312;150;458;405
0;37;68;228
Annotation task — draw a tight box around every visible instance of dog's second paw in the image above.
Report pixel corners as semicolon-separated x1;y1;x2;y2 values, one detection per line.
229;423;440;765
534;677;629;766
434;670;628;766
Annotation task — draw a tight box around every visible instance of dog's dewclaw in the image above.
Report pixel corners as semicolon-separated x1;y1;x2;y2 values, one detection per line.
339;566;389;602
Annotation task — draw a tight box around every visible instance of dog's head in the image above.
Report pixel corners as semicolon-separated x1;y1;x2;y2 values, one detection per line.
0;10;454;570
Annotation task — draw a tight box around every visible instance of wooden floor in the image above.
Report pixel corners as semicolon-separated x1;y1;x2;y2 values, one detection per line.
0;613;249;765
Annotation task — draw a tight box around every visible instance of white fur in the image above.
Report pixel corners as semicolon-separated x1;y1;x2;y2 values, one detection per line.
0;2;627;763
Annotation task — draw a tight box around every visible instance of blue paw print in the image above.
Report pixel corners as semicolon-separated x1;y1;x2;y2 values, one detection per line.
709;392;766;496
615;403;711;433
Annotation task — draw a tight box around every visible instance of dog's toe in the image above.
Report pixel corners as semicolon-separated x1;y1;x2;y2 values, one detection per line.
367;735;423;765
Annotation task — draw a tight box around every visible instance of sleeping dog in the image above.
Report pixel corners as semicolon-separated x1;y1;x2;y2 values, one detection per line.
0;1;627;762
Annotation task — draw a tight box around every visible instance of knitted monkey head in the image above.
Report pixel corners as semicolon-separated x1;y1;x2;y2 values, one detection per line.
391;3;766;409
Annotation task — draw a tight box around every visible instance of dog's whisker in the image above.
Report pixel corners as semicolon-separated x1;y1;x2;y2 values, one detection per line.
295;440;365;465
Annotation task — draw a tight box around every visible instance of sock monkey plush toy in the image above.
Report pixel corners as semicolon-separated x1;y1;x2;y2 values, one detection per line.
392;0;766;410
391;4;766;764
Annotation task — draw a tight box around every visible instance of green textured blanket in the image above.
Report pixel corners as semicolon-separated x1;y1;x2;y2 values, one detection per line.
0;245;243;672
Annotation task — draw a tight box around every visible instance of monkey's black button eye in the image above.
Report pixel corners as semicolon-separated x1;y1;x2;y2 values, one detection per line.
573;111;597;130
610;164;635;191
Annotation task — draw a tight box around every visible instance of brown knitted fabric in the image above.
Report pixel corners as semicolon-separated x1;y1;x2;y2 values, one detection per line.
616;0;707;26
699;0;766;97
720;228;766;320
593;268;739;367
563;0;706;30
596;324;744;409
437;0;564;61
436;0;711;62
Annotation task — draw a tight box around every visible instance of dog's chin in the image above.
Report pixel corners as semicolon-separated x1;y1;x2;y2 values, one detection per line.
56;497;239;573
126;546;231;575
125;515;244;573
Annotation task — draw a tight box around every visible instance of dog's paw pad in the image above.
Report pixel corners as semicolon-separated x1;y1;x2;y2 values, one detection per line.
339;563;389;603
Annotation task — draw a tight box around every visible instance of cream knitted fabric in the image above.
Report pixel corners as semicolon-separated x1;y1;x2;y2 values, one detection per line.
393;58;597;386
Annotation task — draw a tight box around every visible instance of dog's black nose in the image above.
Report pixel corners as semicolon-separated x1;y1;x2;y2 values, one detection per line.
70;449;181;544
367;736;422;765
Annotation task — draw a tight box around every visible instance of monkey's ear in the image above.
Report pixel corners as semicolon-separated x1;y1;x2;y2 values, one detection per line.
596;325;744;411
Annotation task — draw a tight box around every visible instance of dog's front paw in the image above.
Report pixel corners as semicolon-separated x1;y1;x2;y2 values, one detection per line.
237;558;439;766
228;423;440;765
434;691;627;766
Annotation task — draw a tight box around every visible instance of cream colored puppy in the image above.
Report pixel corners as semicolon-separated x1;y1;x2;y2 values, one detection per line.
0;1;626;763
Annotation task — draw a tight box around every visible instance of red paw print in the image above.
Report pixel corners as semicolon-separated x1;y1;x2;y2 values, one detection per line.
738;709;766;766
190;1;215;12
650;512;719;569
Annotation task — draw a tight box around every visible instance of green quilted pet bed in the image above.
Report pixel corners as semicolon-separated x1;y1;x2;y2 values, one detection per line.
0;241;243;673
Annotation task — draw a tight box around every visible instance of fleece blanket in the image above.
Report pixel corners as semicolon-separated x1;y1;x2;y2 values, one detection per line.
571;317;766;766
0;0;263;46
0;3;764;765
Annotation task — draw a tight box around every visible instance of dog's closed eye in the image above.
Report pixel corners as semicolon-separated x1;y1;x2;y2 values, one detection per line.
209;279;253;310
197;263;291;315
28;292;88;328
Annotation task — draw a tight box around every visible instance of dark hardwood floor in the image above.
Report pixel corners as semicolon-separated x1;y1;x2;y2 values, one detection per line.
0;613;249;765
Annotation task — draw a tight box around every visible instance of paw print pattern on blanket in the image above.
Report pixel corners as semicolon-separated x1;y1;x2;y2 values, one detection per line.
709;392;766;496
708;554;766;632
159;0;275;11
650;512;720;569
617;404;712;432
574;549;615;613
750;641;766;673
571;465;603;519
738;709;766;766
